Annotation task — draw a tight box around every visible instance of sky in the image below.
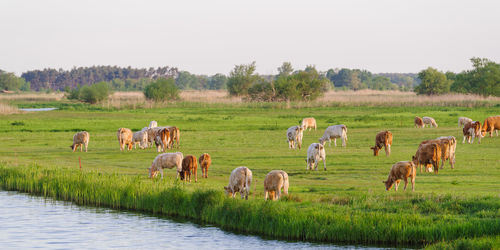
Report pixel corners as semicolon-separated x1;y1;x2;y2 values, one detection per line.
1;0;500;76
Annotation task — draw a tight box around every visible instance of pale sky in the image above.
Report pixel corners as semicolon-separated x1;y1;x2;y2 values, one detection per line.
1;0;499;76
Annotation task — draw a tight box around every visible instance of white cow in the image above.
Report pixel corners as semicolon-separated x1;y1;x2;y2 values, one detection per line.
319;125;347;147
224;167;252;200
286;125;304;149
264;170;289;201
132;130;148;149
458;117;472;128
148;152;184;179
149;121;158;128
422;116;438;128
306;143;326;171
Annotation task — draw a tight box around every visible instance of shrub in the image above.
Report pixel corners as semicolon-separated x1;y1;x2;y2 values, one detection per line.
64;82;113;104
143;78;180;102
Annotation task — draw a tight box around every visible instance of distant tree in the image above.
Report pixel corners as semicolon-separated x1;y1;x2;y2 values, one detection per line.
176;71;202;90
0;72;28;91
414;67;451;95
143;78;179;101
328;68;352;88
207;73;227;89
277;62;294;77
451;58;500;96
348;71;363;90
227;62;261;96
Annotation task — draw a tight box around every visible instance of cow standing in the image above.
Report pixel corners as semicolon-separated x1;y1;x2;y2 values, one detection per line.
264;170;289;201
383;161;416;192
422;116;438;128
414;116;424;128
301;117;316;131
412;142;441;174
198;153;211;178
463;121;482;144
224;167;252;200
70;131;90;152
117;128;133;151
180;155;198;182
286;125;304;149
306;143;326;171
458;117;472;128
148;152;184;179
481;115;500;137
370;130;393;156
319;125;347;147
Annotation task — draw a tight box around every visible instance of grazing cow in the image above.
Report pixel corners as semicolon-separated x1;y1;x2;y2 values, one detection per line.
132;130;148;149
264;170;289;201
149;121;158;128
458;117;472;128
117;128;133;151
154;128;171;152
306;143;326;171
436;136;457;169
148;152;184;179
370;130;393;156
286;125;304;149
414;116;424;128
421;139;451;170
147;127;162;148
301;117;317;131
383;161;416;192
224;167;252;200
70;131;90;152
463;121;482;144
198;153;211;178
180;155;198;182
422;116;438;128
412;142;441;174
481;115;500;137
319;125;347;147
167;126;180;148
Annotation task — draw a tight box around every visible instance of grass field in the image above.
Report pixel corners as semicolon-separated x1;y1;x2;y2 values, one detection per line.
0;98;499;248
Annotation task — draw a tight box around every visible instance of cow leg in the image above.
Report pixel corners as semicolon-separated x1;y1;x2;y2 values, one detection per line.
395;180;399;191
277;189;281;200
411;176;415;191
160;169;164;179
194;166;197;183
334;138;337;147
264;191;268;201
403;179;408;191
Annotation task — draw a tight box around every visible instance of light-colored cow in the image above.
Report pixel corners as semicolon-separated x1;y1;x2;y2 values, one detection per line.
458;117;472;128
463;121;482;144
306;143;326;171
422;116;438;128
149;121;158;128
319;125;347;147
117;128;133;151
264;170;289;201
383;161;416;192
224;167;252;200
370;130;393;156
132;130;148;149
148;152;184;179
70;131;89;152
286;125;304;149
301;117;316;131
436;136;457;169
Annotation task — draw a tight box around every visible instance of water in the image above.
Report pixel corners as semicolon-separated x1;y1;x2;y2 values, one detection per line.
0;191;382;250
19;107;58;112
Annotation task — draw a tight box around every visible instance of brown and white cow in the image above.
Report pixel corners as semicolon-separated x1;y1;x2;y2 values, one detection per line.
70;131;90;152
458;117;472;128
180;155;198;182
306;143;326;171
414;116;424;128
167;126;180;148
286;125;304;149
198;153;211;178
154;127;171;152
224;167;252;200
481;116;500;137
436;136;457;169
117;128;133;151
412;142;441;174
463;121;482;144
422;116;438;128
383;161;416;192
319;124;347;147
301;117;317;131
371;130;393;156
148;152;184;179
264;170;289;201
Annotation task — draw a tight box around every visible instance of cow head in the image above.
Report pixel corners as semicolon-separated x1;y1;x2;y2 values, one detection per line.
412;155;418;165
370;146;381;156
223;186;233;197
69;144;75;150
382;179;394;191
148;167;159;179
318;138;326;145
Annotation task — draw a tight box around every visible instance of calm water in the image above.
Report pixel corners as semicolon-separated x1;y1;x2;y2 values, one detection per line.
0;191;383;250
19;107;58;112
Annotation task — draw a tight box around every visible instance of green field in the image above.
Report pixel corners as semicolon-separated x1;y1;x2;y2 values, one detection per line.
0;102;499;248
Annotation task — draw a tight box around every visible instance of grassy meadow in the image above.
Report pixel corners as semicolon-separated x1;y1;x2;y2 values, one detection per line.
0;95;499;248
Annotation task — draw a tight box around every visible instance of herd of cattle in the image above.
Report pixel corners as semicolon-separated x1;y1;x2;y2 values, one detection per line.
69;115;500;200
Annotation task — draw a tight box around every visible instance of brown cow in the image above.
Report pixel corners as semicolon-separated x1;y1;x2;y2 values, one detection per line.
481;116;500;137
413;142;441;174
420;139;451;170
117;128;133;151
370;130;393;156
198;153;211;178
383;161;416;191
463;121;482;144
180;155;198;182
155;128;171;152
414;116;424;128
167;126;180;148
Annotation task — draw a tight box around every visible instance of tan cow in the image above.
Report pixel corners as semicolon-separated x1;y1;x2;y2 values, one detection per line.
70;131;90;152
306;143;326;171
421;139;452;170
370;130;393;156
167;126;180;148
155;127;171;152
412;142;441;174
224;167;252;200
319;124;347;147
463;121;482;144
180;155;198;182
286;125;304;149
383;161;416;191
436;136;457;169
458;117;472;128
264;170;289;201
149;120;158;128
481;116;500;137
117;128;133;151
414;116;424;128
148;152;184;179
301;117;317;131
198;153;211;178
422;116;438;128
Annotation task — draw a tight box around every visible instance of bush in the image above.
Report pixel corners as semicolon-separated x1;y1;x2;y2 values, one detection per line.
143;78;179;102
65;82;113;104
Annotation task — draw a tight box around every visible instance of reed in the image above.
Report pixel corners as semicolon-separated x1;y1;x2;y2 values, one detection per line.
0;102;22;115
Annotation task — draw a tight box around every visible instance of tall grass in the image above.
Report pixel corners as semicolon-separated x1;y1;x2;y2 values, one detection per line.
1;165;499;247
0;102;22;114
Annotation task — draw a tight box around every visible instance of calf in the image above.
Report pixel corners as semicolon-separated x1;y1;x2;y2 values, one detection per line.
180;155;198;182
301;117;316;131
224;167;252;200
436;136;457;169
264;170;289;201
463;121;482;144
198;153;211;178
306;143;326;171
383;161;416;191
370;130;393;156
286;125;304;149
132;130;148;149
414;116;424;128
458;117;472;128
148;152;184;179
117;128;133;151
412;142;441;174
422;116;438;128
70;131;90;152
481;115;500;137
319;124;347;147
